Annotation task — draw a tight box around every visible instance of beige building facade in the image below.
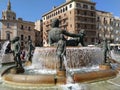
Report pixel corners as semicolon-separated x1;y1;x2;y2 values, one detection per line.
96;10;114;43
0;0;35;49
42;0;97;46
113;16;120;43
34;20;43;46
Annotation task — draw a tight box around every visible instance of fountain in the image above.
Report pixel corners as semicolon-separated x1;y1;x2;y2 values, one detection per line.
0;19;120;90
0;41;14;66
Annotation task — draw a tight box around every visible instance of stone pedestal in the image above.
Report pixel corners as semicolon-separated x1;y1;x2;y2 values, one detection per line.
25;61;32;66
57;70;66;77
55;76;66;85
10;67;24;74
56;70;66;84
99;64;111;70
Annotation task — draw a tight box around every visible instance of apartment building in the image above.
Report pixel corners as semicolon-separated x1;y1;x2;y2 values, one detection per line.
34;20;43;46
113;16;120;43
42;0;97;46
96;10;114;43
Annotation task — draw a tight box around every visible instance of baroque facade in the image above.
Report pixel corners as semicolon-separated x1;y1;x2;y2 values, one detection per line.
0;0;36;49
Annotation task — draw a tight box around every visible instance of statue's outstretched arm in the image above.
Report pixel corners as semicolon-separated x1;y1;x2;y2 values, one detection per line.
62;30;81;37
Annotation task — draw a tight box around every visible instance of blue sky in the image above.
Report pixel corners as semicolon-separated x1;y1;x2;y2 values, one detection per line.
0;0;120;22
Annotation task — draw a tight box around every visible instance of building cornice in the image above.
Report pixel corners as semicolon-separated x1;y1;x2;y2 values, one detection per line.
42;0;96;17
0;19;34;25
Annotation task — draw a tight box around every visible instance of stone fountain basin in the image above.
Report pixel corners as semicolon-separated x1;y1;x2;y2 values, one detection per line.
73;69;118;83
2;69;118;87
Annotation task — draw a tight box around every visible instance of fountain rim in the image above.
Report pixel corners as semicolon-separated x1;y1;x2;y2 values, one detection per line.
2;69;118;87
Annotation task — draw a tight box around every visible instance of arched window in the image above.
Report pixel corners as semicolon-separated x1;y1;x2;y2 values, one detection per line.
6;32;10;40
7;23;10;28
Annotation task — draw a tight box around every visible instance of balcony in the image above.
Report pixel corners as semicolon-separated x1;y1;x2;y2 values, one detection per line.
59;22;68;27
75;14;96;18
60;16;68;20
76;21;96;25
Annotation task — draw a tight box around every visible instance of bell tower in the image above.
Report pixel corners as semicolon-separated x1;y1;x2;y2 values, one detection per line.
2;0;16;20
7;0;11;11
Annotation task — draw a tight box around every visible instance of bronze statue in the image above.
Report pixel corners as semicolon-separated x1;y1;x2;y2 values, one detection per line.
56;34;66;70
27;40;35;62
103;38;111;63
48;18;85;71
11;36;22;68
48;18;85;46
78;29;85;46
66;29;85;46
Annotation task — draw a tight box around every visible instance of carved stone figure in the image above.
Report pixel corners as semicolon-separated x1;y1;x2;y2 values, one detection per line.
27;40;35;62
48;18;85;46
56;34;66;70
11;36;22;68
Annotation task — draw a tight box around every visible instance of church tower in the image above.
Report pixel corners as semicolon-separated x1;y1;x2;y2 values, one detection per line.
2;0;16;20
0;0;35;48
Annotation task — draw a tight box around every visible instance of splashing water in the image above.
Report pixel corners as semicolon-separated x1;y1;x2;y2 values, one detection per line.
0;41;10;67
60;83;90;90
31;47;103;70
63;55;68;71
111;50;120;61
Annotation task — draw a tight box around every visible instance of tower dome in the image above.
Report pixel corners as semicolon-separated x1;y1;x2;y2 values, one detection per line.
2;0;16;20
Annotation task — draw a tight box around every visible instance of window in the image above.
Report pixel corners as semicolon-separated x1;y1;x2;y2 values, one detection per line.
13;17;15;20
110;18;113;25
58;10;60;14
61;9;62;13
66;6;68;11
6;32;10;40
56;12;57;15
63;8;65;12
84;11;87;15
91;38;94;42
104;18;107;24
83;4;88;9
7;23;10;28
76;3;81;8
21;35;24;40
21;25;24;29
77;10;79;14
91;6;95;10
21;42;24;46
28;27;31;31
28;35;31;40
69;4;72;8
59;16;61;19
91;12;94;16
97;17;100;22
